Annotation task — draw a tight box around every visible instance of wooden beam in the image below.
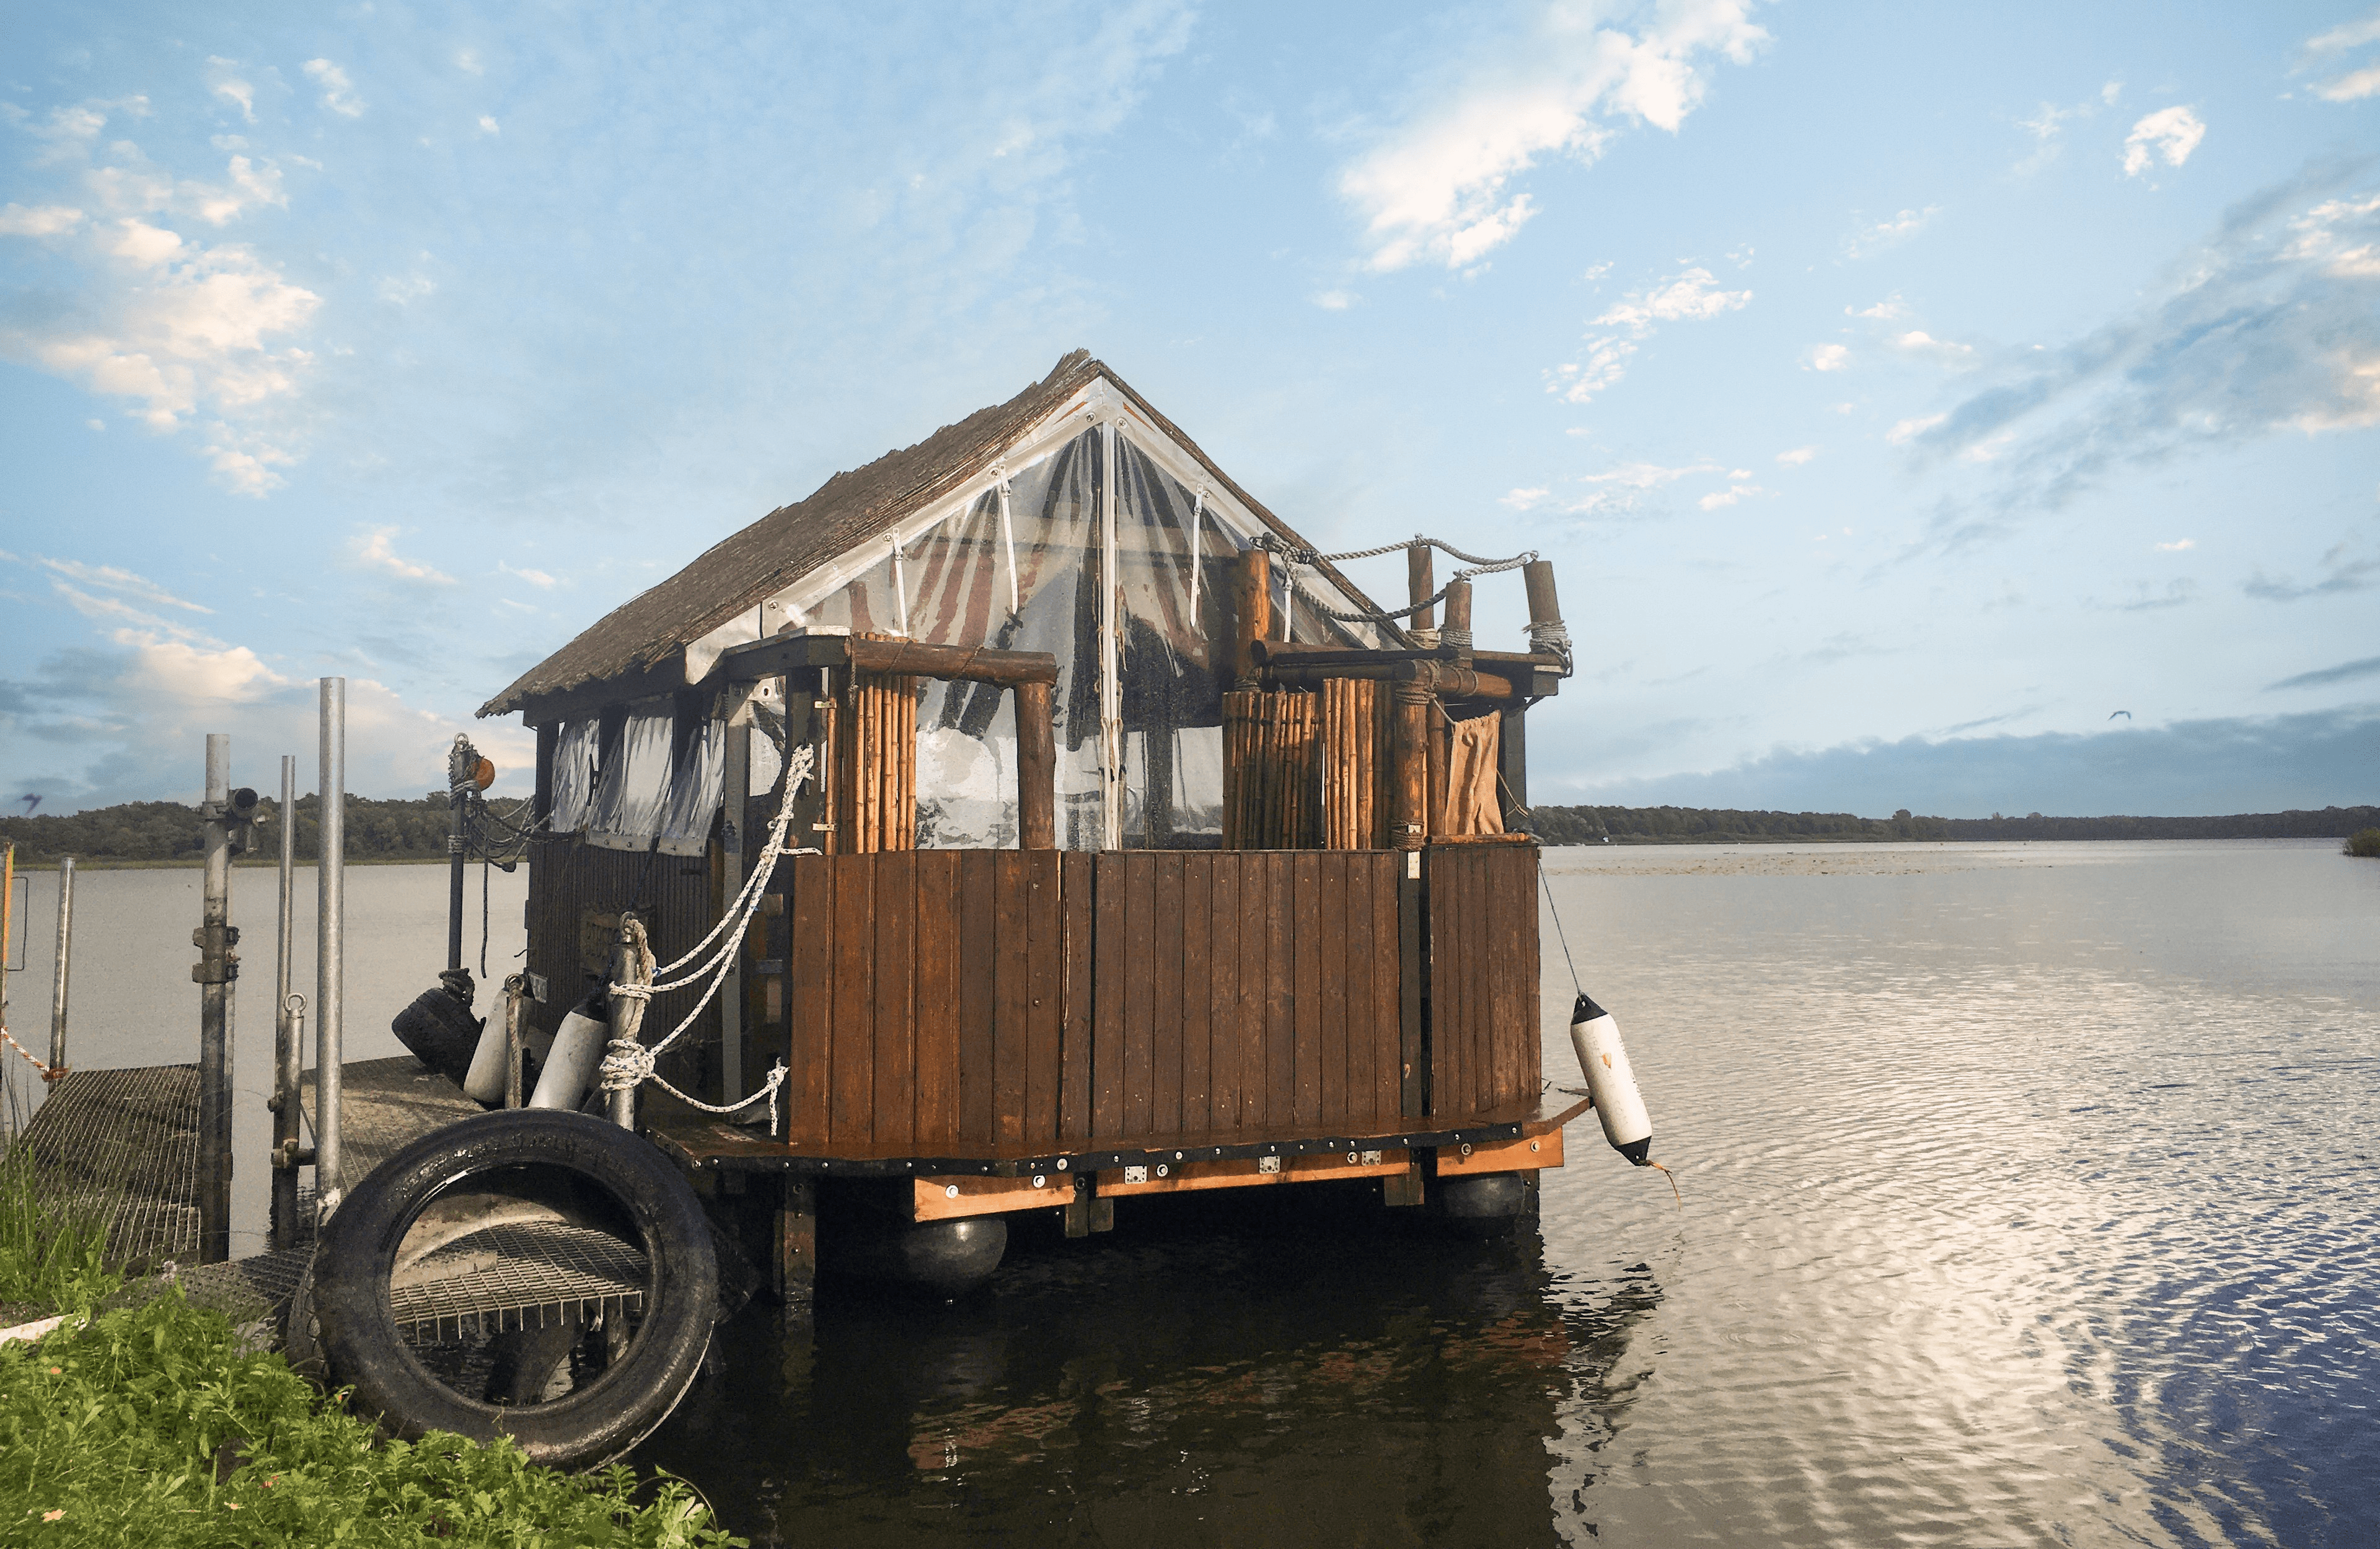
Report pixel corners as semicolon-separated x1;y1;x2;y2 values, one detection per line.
1390;679;1430;852
720;632;1056;687
1408;544;1435;635
1437;1126;1561;1176
1015;679;1057;850
1233;547;1272;691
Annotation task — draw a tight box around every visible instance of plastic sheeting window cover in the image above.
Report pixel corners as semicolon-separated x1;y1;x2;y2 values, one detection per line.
549;719;600;834
656;719;725;856
791;426;1364;850
586;712;675;852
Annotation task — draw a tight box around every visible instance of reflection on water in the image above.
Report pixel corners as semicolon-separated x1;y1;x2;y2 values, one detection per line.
648;842;2380;1547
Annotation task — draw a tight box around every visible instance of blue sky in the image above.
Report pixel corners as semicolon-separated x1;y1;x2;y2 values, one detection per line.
3;0;2376;818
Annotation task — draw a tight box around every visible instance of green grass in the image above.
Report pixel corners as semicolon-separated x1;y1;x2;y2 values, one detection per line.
0;1144;121;1321
0;1292;743;1546
2348;827;2380;858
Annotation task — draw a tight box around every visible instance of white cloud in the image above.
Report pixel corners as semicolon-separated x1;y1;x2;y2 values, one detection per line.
0;203;84;237
2285;192;2380;278
378;271;437;304
1546;265;1751;404
1849;294;1906;320
303;59;364;118
477;115;501;136
1580;461;1714;488
36;557;212;614
353;527;456;584
1499;487;1551;511
457;48;485;74
2303;6;2380;95
2318;65;2380;100
1776;445;1818;466
206;58;257;124
1893;329;1976;363
499;562;558;588
1848;206;1939;257
1698;483;1766;509
1888;412;1947;444
2156;538;2196;551
1338;1;1768;271
2123;107;2205;177
1807;343;1850;372
1313;289;1355;311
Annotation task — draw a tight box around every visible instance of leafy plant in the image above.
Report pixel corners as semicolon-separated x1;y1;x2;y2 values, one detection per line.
2347;827;2380;858
0;1143;122;1320
0;1291;742;1546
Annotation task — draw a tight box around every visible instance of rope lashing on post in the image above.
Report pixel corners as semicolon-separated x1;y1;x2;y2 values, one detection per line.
596;743;817;1123
1250;534;1536;626
0;1022;61;1082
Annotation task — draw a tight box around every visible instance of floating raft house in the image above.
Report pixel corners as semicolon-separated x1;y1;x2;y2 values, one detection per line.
480;350;1585;1243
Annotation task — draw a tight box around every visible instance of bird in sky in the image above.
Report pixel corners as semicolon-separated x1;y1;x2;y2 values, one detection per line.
2107;711;2132;721
17;795;38;814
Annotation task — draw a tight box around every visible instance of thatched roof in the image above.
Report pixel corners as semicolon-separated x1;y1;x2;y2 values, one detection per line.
480;350;1386;719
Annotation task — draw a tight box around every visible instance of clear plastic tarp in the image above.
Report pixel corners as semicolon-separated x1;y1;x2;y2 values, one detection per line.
783;425;1360;850
586;711;675;852
655;718;725;856
550;718;599;834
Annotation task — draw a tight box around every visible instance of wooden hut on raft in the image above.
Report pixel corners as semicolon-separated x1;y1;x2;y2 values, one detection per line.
478;349;1588;1286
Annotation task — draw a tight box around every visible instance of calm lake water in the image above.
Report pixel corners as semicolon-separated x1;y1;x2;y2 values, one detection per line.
9;842;2378;1545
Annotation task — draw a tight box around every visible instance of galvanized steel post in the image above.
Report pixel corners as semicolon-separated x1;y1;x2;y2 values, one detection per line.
46;857;73;1077
446;736;470;974
271;754;302;1249
195;735;236;1263
315;679;346;1221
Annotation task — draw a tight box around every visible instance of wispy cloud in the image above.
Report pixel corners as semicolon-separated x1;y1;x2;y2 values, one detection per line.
2123;107;2205;178
1499;487;1551;511
2242;538;2380;601
2269;652;2380;689
1776;445;1818;466
1847;205;1939;258
2302;10;2380;102
303;59;364;118
499;561;558;588
1338;1;1768;271
37;558;212;614
1545;265;1752;403
2155;537;2195;551
1896;164;2380;524
353;527;456;584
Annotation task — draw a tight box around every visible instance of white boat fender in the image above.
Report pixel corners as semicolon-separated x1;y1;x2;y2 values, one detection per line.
1569;992;1653;1166
463;1011;558;1106
528;997;609;1112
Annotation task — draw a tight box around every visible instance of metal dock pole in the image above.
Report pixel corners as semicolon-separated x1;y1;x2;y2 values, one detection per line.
446;737;469;974
271;754;302;1248
315;679;346;1220
196;735;236;1264
47;857;73;1079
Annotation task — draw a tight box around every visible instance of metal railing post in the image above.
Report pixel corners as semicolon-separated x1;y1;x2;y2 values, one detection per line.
315;679;346;1221
196;735;234;1263
46;857;73;1077
271;754;302;1248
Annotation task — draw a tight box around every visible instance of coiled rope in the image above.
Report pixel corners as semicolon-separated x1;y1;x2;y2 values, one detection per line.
596;743;817;1126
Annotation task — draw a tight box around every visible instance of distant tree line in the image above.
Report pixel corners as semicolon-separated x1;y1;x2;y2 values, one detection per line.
0;793;531;867
1517;803;2380;845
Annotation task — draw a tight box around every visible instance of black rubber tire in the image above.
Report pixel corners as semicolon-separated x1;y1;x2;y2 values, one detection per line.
1430;1170;1532;1237
390;985;482;1088
311;1109;716;1470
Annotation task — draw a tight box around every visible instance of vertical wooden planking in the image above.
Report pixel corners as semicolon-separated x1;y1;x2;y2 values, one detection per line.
871;852;917;1148
993;851;1030;1144
829;855;875;1144
1424;848;1453;1120
1024;849;1064;1144
1209;853;1243;1131
1292;854;1324;1128
1259;852;1292;1129
1092;853;1127;1139
786;854;834;1145
1180;853;1213;1136
1468;850;1492;1114
1341;852;1372;1127
1122;854;1157;1135
1150;853;1185;1136
912;851;961;1147
1518;847;1543;1100
1319;852;1349;1128
1060;852;1095;1142
957;851;997;1144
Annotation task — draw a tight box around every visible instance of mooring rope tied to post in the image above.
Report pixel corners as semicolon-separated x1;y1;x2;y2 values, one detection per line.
595;743;817;1124
1251;534;1542;627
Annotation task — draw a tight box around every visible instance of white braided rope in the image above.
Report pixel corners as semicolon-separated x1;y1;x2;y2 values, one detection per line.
598;743;816;1121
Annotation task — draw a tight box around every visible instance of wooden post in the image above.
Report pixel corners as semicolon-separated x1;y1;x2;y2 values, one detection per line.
1442;577;1473;664
1407;544;1435;637
1498;703;1528;830
776;1173;816;1330
1391;679;1430;852
1523;558;1562;634
1016;679;1056;850
1233;547;1271;691
720;718;750;1104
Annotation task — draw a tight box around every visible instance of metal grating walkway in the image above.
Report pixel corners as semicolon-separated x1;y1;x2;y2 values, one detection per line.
16;1065;201;1264
391;1220;648;1341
